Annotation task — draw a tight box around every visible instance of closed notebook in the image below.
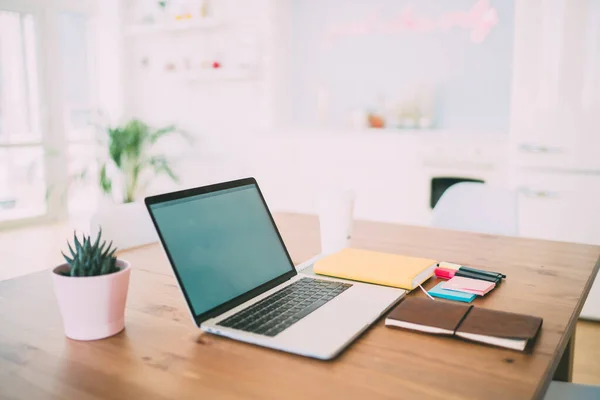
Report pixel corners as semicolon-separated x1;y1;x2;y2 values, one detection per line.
385;298;543;351
313;248;437;290
386;297;472;335
455;307;543;351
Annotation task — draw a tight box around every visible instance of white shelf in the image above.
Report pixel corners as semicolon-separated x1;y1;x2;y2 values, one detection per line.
125;18;222;36
138;68;256;83
184;68;256;82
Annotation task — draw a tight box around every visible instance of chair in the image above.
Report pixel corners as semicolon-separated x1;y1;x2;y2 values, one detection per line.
544;381;600;400
431;182;518;236
431;182;600;399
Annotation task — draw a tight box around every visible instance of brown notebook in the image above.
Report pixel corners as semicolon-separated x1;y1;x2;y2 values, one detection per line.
386;298;543;351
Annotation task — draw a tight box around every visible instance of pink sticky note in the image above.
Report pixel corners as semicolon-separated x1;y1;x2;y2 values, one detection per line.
442;276;495;296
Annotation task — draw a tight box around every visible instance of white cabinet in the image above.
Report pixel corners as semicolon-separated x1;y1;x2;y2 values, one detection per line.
509;0;600;171
509;0;600;320
519;188;600;245
514;171;600;245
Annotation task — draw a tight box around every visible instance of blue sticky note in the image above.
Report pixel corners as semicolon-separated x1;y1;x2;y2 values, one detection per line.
428;282;476;303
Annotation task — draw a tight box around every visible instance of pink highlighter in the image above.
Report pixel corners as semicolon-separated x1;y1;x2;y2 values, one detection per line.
434;267;456;280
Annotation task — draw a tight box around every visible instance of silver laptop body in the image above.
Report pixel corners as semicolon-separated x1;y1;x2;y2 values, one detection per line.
146;178;405;360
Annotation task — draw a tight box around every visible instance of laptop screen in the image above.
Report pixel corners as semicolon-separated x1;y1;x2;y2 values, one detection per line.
148;183;294;317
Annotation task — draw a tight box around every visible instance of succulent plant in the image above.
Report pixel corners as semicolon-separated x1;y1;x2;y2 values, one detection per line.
61;230;119;277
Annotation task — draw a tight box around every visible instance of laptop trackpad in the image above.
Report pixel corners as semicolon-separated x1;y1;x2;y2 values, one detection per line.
275;283;403;356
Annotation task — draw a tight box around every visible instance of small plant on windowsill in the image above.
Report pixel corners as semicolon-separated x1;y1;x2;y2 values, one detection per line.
52;229;131;341
99;119;188;204
91;118;190;250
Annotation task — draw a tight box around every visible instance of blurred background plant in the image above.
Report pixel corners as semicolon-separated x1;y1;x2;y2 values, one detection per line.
99;119;190;203
44;116;191;207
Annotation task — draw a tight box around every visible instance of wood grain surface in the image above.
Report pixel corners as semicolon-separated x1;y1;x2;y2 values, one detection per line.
1;213;598;400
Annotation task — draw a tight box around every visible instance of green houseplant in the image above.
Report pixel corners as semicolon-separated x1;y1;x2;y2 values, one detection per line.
52;229;131;341
91;118;189;250
99;119;185;203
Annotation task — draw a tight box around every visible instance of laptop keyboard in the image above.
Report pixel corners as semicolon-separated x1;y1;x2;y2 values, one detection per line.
217;277;352;337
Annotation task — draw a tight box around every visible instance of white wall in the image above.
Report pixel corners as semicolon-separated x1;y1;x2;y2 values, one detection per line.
118;0;513;219
92;0;124;123
120;0;282;193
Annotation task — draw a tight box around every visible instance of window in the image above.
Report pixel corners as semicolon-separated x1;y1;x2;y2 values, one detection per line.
0;5;99;225
0;11;40;143
0;10;46;222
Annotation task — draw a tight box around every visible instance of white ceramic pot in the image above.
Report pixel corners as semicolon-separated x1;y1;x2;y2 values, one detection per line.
52;259;131;341
90;201;157;250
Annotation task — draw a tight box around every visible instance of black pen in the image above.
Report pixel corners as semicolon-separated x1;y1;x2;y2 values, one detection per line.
460;266;506;279
455;270;500;283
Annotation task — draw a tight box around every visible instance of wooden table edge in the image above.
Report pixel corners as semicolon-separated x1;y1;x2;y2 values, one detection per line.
534;253;600;399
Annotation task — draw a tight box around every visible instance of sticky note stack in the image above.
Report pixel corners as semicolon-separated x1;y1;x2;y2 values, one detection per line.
428;276;496;303
428;282;476;303
442;276;496;296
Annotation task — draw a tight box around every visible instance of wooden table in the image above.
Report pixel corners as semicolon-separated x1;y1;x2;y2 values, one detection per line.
1;213;599;400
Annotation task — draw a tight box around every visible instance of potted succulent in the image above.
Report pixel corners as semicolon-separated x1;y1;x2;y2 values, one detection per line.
52;230;131;341
91;118;188;249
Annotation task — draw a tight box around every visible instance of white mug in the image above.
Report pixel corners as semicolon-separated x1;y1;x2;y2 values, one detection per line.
318;188;355;254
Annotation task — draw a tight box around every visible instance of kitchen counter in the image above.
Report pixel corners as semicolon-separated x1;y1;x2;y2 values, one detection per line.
176;125;509;226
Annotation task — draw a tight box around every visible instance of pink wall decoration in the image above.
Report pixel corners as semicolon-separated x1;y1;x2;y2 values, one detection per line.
324;0;499;47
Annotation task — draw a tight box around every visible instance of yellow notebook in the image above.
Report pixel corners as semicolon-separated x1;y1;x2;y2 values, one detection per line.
313;248;437;290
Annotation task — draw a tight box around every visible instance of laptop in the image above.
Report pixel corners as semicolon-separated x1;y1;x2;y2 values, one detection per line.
145;177;405;360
